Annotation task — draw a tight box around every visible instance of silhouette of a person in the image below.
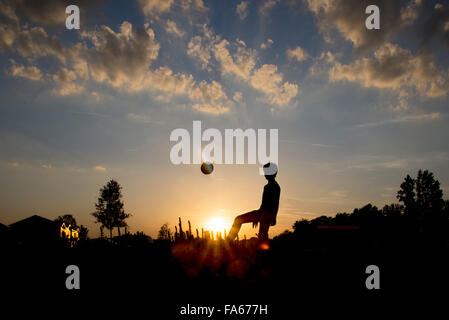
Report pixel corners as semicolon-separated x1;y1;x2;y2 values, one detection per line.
227;163;280;242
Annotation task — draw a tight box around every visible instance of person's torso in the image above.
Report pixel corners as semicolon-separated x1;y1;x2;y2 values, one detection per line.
260;181;280;215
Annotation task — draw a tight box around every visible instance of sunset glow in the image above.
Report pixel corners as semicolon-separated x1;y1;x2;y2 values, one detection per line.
204;217;230;236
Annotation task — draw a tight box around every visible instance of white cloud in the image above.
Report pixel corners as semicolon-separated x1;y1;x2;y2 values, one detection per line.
94;165;107;172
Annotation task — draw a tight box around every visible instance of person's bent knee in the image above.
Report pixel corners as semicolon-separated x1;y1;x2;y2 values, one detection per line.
234;215;244;224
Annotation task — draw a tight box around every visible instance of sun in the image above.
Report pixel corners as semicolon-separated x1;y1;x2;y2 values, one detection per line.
205;217;230;235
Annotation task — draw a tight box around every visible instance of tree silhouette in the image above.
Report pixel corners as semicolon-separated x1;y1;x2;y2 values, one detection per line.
79;225;89;240
55;214;77;228
92;179;131;238
397;169;444;221
381;203;403;218
397;174;416;216
158;223;172;240
416;169;444;213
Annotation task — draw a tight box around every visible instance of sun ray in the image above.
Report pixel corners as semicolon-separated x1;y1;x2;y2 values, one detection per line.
204;216;230;236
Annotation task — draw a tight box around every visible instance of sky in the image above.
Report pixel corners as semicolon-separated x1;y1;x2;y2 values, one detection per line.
0;0;449;239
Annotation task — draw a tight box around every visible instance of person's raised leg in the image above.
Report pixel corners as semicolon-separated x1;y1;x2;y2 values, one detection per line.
257;220;270;242
227;210;259;241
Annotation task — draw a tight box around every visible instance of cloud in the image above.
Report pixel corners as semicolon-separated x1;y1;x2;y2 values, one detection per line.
134;66;231;115
72;56;89;80
189;80;227;101
135;65;233;115
356;112;441;128
213;39;257;81
3;19;171;98
166;20;185;37
138;0;175;15
329;43;449;98
259;0;279;16
233;91;243;102
7;59;42;80
179;0;208;12
287;46;308;62
192;103;230;115
0;0;103;54
8;20;229;114
1;9;296;111
338;152;449;172
80;22;160;88
187;36;211;69
260;38;273;50
304;0;421;52
189;80;231;114
236;1;248;20
94;165;107;172
0;2;20;51
139;0;207;16
52;67;84;96
16;26;68;63
187;25;298;107
187;26;257;81
309;51;337;76
140;66;194;96
348;158;409;170
73;22;233;114
187;25;214;70
127;113;158;124
250;64;298;107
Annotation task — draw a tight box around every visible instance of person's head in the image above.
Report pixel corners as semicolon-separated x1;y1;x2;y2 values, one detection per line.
263;162;278;181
